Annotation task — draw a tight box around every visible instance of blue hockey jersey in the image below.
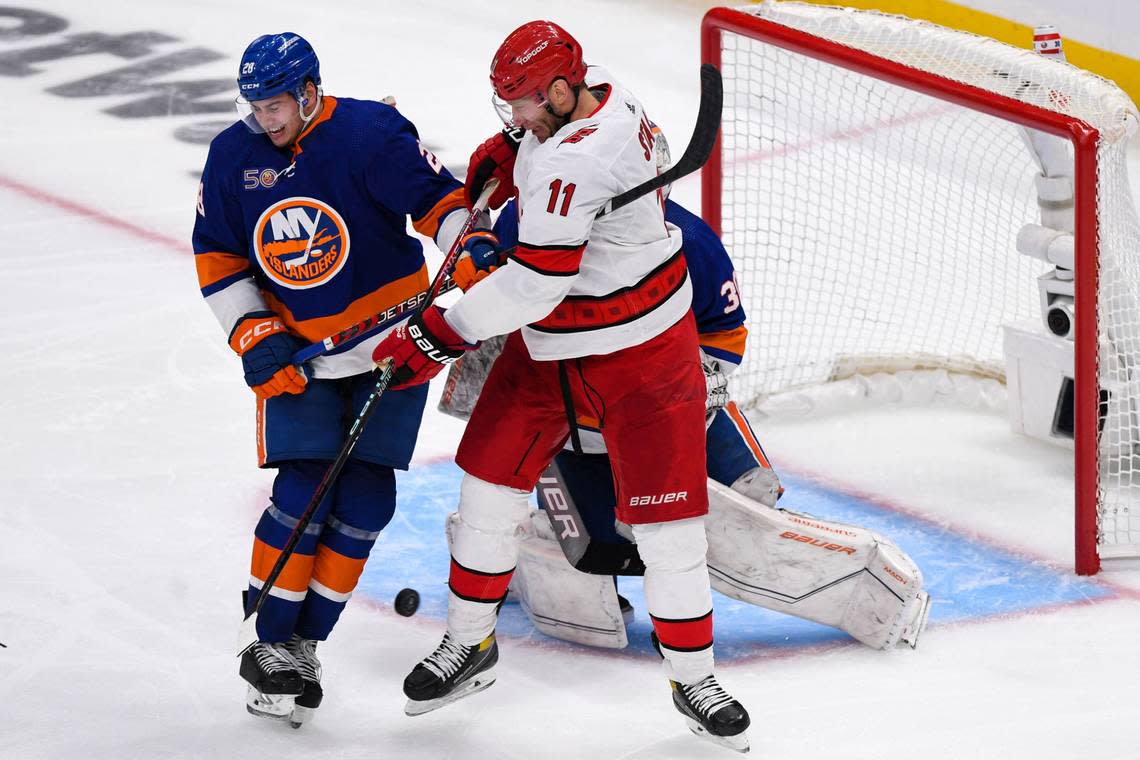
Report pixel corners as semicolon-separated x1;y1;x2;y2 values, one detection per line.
192;96;467;379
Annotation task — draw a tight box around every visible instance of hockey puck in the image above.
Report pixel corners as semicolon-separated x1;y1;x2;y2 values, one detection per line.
394;587;420;617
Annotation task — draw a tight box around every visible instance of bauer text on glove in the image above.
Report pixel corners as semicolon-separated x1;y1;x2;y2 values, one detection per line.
371;306;476;390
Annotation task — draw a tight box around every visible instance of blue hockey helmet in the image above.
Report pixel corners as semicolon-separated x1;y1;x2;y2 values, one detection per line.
237;33;321;102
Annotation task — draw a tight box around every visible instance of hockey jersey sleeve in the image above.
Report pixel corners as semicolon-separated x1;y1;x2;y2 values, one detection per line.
444;154;613;342
666;200;748;371
192;142;269;335
361;110;468;253
491;199;520;250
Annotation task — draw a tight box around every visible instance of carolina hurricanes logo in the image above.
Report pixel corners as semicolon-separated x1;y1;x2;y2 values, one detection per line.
560;126;598;145
254;197;350;289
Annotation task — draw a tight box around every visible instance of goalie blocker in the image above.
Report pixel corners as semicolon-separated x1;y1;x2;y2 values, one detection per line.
517;461;930;651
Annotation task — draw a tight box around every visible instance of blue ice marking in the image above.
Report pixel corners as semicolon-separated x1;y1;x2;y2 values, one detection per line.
357;461;1112;661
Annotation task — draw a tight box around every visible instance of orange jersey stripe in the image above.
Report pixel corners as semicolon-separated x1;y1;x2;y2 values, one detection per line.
195;250;250;290
250;537;315;593
256;395;267;467
262;264;430;342
311;545;368;595
575;414;600;429
725;401;771;469
698;325;749;359
412;187;467;240
291;96;338;157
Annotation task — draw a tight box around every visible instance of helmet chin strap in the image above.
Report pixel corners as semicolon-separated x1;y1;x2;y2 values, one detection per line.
296;84;324;127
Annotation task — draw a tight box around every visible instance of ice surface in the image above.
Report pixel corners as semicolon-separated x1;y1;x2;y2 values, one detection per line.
3;2;1140;758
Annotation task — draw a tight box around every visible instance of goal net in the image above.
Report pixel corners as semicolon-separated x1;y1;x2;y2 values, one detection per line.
701;2;1140;573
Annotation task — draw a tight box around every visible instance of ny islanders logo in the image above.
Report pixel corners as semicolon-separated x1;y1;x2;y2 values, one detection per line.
254;197;350;289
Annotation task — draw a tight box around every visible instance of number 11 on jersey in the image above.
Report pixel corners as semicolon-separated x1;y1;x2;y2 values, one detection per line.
546;179;576;216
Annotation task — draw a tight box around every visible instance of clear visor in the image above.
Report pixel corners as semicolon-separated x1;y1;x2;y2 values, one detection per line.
234;86;321;134
491;90;548;129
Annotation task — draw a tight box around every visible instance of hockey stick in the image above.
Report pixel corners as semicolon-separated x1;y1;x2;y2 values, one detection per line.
291;279;458;364
292;246;515;364
238;64;723;653
237;180;500;656
288;64;722;363
598;63;722;218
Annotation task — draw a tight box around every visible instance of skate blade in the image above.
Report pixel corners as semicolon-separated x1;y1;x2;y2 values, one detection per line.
899;592;932;649
403;668;497;717
246;689;295;723
685;718;750;754
289;704;317;729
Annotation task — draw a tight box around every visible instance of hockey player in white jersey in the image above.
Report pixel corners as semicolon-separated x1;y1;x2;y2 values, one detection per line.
372;20;750;752
443;124;931;656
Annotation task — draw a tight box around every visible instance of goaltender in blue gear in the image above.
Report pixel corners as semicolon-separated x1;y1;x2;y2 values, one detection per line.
192;31;473;728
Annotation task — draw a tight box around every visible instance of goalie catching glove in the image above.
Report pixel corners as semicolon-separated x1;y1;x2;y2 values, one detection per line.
371;306;476;390
703;356;729;417
465;127;523;210
229;311;308;400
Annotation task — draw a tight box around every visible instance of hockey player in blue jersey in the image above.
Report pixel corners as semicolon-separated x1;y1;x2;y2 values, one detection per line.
192;33;472;727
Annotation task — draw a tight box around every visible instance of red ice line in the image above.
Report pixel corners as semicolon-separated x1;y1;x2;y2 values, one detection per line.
0;172;187;254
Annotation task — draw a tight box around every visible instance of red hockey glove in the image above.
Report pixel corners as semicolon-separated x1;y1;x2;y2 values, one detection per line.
452;230;503;292
229;311;308;400
371;306;475;390
465;127;524;210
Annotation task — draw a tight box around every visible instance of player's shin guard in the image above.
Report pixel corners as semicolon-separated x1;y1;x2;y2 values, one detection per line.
634;518;715;683
295;461;396;641
445;475;531;644
247;462;332;642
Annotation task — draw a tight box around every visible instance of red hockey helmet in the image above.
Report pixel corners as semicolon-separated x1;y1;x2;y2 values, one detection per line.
489;21;586;102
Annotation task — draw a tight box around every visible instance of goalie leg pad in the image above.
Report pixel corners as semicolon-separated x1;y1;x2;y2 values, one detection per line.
705;480;927;650
510;511;629;649
730;466;783;509
445;474;532;645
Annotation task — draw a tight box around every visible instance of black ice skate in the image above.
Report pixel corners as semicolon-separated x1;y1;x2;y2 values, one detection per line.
284;635;323;728
240;641;303;722
671;675;752;753
403;632;498;716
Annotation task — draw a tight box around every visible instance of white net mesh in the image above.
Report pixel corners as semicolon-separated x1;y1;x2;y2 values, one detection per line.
712;2;1140;554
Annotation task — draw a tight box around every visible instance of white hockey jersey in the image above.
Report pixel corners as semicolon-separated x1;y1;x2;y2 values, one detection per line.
445;67;690;360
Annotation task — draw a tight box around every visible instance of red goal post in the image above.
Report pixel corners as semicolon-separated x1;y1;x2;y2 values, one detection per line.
700;3;1140;574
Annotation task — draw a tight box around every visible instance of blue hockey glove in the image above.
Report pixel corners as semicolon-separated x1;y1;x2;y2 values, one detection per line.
229;311;308;400
453;230;503;292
